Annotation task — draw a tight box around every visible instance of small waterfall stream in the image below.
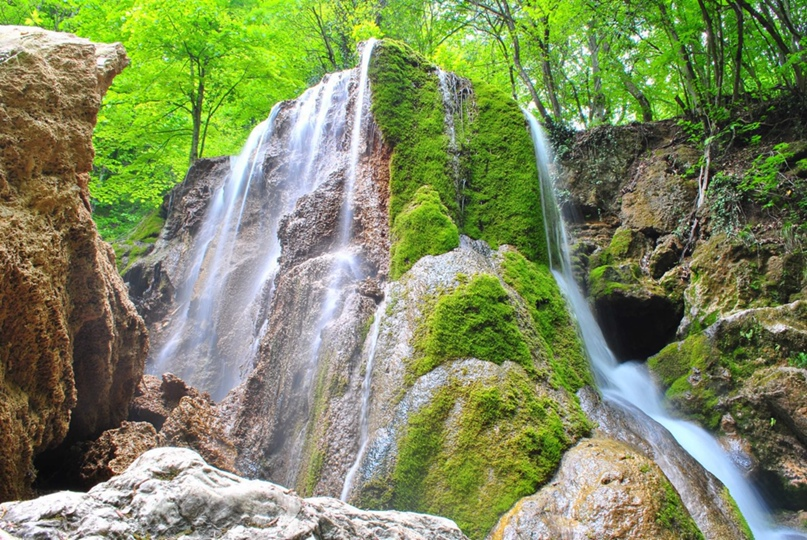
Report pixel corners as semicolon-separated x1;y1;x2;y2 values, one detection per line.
526;113;805;540
341;292;387;501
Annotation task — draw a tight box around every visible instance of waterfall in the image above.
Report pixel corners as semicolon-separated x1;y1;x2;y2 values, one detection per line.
341;293;387;501
525;112;805;540
149;64;355;400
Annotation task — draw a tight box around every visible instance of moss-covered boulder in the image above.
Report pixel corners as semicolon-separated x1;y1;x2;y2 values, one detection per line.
489;438;704;540
648;301;807;505
341;240;591;539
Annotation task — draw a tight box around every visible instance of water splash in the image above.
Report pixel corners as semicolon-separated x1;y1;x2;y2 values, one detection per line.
525;111;805;540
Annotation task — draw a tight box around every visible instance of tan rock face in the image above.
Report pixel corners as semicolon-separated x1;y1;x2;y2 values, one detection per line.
0;26;146;501
78;421;158;487
489;438;704;540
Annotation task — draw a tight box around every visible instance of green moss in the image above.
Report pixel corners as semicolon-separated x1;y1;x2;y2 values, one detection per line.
303;448;324;497
413;274;533;377
130;210;164;243
588;264;637;298
463;81;547;264
649;334;711;388
608;228;635;259
370;41;548;275
656;481;705;540
369;41;456;225
500;251;592;392
112;209;165;273
390;185;460;279
390;369;584;539
722;487;755;540
648;334;725;429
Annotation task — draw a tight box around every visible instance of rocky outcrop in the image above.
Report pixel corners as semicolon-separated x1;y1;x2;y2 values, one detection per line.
0;26;146;501
0;447;468;540
77;421;158;487
649;301;807;505
334;240;592;539
579;388;752;539
489;438;703;540
559;123;694;360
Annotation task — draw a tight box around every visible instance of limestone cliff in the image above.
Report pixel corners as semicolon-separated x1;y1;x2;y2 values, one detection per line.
0;26;147;501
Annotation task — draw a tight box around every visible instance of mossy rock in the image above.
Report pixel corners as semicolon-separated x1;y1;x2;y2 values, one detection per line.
462;81;547;264
379;363;588;539
390;185;459;279
412;274;533;378
370;40;548;273
111;210;165;274
499;250;592;393
649;303;807;506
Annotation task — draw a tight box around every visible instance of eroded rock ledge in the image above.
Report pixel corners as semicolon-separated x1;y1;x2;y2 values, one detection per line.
0;26;146;501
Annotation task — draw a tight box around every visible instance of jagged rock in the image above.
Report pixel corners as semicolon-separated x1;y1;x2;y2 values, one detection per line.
489;438;703;540
0;26;146;501
128;374;171;428
0;447;468;540
620;145;699;237
160;394;237;473
78;421;158;487
733;367;807;506
128;372;206;430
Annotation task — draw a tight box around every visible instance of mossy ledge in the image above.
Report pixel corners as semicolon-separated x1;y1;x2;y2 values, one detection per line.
413;273;533;379
369;40;548;273
390;185;460;279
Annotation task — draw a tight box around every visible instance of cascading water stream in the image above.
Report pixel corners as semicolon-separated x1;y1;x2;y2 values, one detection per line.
526;112;805;540
149;66;355;400
282;39;378;482
341;293;387;501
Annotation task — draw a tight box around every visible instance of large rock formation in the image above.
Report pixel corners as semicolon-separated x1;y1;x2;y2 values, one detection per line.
0;26;147;501
489;438;704;540
0;447;469;540
559;114;807;523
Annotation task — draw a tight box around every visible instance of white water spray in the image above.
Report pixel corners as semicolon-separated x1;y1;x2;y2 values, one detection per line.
525;112;805;540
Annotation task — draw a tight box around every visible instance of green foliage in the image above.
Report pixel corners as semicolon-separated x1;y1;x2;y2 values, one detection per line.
789;351;807;369
464;81;547;264
740;143;795;209
390;185;460;279
390;370;584;539
413;274;533;378
708;172;744;236
500;251;592;392
656;481;705;540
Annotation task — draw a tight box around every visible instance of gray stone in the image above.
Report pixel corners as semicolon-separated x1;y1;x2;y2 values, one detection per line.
0;447;468;540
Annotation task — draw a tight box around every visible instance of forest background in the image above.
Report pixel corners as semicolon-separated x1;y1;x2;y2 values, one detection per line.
2;0;805;241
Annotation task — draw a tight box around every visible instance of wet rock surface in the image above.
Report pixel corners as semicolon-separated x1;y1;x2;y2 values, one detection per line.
489;437;702;540
0;447;468;540
579;388;751;539
0;26;146;501
649;302;807;506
